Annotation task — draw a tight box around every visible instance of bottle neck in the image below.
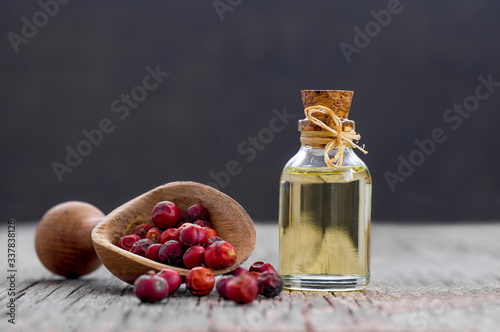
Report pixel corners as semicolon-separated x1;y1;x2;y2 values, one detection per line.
299;131;353;149
298;144;354;154
298;119;356;148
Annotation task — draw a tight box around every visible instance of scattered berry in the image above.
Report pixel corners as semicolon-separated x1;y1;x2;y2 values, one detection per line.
224;273;259;304
247;271;261;281
157;269;182;295
249;261;277;274
186;267;215;296
257;271;283;298
231;267;248;276
134;271;169;302
216;275;234;299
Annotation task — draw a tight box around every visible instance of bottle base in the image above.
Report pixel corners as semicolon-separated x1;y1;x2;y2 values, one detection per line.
281;274;369;292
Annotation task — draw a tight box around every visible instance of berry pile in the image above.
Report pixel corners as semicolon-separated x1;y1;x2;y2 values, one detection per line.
133;260;283;304
119;201;283;304
117;201;237;270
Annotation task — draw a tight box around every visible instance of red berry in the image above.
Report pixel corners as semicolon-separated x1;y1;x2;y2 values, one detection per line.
183;245;206;269
145;243;162;261
151;201;180;229
157;269;182;295
187;204;209;221
134;271;169;302
133;223;152;238
158;240;184;266
224;273;258;304
205;241;237;270
130;239;154;257
257;271;284;298
202;227;219;242
216;275;234;299
160;228;176;244
174;223;194;241
231;267;248;276
204;236;223;249
118;234;141;250
249;261;277;274
194;219;212;228
145;227;162;243
247;272;261;281
179;225;206;248
176;221;189;229
179;209;191;222
186;267;215;296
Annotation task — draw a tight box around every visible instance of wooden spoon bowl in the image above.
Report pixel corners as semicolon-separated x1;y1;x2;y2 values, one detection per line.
92;181;256;285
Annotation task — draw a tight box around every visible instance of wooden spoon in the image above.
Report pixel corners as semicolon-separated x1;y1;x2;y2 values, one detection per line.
91;181;256;285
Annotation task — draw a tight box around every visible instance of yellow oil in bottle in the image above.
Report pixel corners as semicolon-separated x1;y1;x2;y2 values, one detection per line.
279;166;371;291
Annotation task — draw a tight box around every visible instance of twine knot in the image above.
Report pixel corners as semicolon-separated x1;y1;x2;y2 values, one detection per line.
303;105;367;168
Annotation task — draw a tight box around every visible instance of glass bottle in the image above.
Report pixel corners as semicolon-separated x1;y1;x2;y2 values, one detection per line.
279;90;372;291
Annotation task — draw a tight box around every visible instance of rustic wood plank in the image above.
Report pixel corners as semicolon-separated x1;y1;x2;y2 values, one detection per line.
1;222;500;331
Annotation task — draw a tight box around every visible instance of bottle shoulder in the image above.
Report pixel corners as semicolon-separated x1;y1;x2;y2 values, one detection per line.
283;146;369;172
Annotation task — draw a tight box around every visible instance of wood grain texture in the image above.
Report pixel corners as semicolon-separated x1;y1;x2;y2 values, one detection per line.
92;181;256;284
35;201;104;278
1;222;500;332
301;90;353;119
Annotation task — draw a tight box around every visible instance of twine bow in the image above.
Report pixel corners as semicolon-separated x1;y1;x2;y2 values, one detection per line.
303;105;367;168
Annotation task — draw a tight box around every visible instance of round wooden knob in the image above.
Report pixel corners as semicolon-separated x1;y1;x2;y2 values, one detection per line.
35;201;104;278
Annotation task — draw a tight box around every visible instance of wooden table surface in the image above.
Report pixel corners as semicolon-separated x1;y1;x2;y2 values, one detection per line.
1;222;499;332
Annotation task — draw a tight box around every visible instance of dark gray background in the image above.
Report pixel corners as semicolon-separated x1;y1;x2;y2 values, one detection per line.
1;1;499;222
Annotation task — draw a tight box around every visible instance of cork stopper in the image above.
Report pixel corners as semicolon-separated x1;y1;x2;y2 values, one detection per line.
299;90;354;132
301;90;353;118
